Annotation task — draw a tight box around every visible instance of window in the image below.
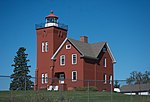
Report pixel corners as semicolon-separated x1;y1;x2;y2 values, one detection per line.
72;71;77;81
109;75;112;84
103;48;107;52
42;74;45;84
72;54;77;64
45;73;48;83
60;55;65;66
45;42;48;52
42;42;45;52
103;58;107;67
103;74;107;84
66;44;71;49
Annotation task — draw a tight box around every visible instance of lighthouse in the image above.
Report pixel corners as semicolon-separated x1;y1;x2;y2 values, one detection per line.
35;11;68;90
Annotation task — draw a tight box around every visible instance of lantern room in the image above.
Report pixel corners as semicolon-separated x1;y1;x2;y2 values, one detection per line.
45;10;58;27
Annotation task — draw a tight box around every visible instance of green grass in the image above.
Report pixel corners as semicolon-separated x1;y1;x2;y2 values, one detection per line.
0;90;150;102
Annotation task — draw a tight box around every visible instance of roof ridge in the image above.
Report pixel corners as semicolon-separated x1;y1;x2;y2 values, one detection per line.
68;38;90;45
91;41;107;45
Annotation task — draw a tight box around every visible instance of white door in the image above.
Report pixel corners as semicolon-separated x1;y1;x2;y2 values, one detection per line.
59;74;64;84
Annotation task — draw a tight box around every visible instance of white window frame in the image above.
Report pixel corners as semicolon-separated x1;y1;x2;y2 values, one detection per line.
72;54;77;64
66;44;71;49
72;71;77;81
109;75;112;84
104;58;107;68
42;73;45;84
60;55;65;66
45;73;48;83
42;42;45;52
45;42;48;52
104;74;107;84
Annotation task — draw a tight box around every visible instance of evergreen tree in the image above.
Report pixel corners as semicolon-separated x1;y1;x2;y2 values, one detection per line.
10;47;33;90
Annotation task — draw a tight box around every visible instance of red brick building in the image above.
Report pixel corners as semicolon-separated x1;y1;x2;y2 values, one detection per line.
34;11;116;91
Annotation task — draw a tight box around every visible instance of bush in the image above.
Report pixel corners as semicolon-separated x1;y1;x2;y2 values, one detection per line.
75;87;87;91
89;86;98;91
75;86;98;91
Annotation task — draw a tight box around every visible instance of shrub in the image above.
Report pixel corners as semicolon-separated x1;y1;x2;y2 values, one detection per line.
75;86;98;91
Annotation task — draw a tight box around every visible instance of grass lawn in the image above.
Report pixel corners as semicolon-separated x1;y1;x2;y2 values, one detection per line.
0;90;150;102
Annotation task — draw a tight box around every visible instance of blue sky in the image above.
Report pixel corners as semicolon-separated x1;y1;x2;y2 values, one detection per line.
0;0;150;90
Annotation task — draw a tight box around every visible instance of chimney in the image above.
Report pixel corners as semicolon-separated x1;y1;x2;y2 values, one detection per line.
80;36;88;43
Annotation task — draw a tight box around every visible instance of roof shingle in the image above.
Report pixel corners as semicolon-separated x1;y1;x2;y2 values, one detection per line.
68;38;106;59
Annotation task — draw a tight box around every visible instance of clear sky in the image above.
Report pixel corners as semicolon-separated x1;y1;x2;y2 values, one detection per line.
0;0;150;90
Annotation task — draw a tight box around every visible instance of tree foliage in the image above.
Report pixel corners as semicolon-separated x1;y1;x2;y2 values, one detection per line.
10;47;33;90
114;80;120;88
126;71;150;85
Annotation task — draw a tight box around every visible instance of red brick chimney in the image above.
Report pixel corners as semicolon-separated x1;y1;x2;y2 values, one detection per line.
80;36;88;43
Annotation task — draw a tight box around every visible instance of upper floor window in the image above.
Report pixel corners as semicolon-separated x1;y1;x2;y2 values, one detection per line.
60;55;65;66
72;54;77;64
42;42;45;52
45;42;48;52
72;71;77;81
42;42;48;52
103;74;107;84
42;73;45;84
66;44;71;49
103;58;107;68
45;73;48;83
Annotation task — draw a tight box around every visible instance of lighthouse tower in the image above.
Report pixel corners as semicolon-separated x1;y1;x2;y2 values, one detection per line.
34;11;68;90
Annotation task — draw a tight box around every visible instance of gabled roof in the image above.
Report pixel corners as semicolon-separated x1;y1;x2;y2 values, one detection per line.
51;38;116;63
68;38;105;59
120;83;150;92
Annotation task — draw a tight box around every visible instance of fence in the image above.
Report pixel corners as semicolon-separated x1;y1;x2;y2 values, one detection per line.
0;76;150;102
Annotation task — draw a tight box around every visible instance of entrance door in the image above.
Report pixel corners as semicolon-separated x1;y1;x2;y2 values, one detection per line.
59;74;64;84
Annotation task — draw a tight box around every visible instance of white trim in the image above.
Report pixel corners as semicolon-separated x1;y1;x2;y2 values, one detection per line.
51;38;84;60
68;39;84;56
45;42;48;52
51;38;68;60
60;55;65;66
45;73;48;83
72;71;77;81
51;38;116;64
72;54;77;64
42;73;44;84
104;58;107;67
42;42;45;52
109;75;112;84
66;44;71;49
106;43;116;63
104;74;107;84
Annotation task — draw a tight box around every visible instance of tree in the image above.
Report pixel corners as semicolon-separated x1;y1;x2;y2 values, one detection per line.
126;71;150;85
10;47;33;90
114;80;120;88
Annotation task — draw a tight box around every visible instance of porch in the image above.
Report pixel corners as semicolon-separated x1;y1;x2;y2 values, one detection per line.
47;72;67;91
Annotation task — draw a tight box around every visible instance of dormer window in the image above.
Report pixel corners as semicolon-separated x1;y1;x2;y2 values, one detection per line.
103;48;107;52
66;44;71;49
